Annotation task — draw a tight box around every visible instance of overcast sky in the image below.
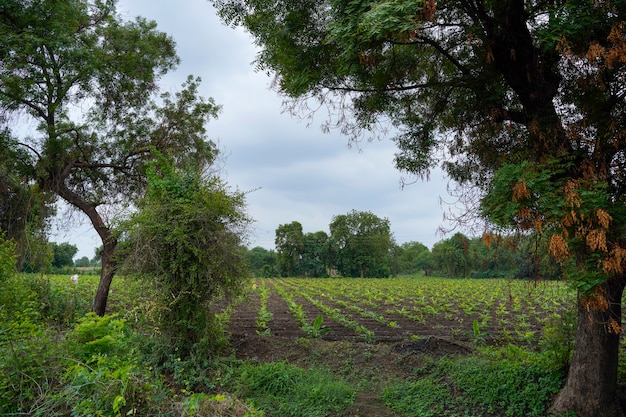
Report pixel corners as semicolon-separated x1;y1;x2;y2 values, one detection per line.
53;0;463;259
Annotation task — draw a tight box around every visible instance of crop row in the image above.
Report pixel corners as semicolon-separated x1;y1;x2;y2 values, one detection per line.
235;277;577;345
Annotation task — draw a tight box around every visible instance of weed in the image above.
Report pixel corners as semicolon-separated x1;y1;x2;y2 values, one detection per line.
231;361;354;417
383;376;458;417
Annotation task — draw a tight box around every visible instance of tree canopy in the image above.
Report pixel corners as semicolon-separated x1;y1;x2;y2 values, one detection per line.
212;0;626;415
329;210;392;278
0;0;219;314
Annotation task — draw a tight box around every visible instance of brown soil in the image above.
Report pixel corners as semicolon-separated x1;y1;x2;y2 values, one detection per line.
224;287;478;417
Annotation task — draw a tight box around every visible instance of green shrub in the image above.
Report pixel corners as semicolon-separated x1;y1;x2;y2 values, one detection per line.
539;307;577;370
0;315;64;414
60;313;165;417
181;392;264;417
0;231;17;283
0;273;67;414
232;361;354;417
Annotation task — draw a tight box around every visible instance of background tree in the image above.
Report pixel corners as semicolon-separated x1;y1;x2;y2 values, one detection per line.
390;241;431;276
466;235;518;278
329;210;392;278
0;0;218;315
431;233;471;278
120;154;251;362
0;131;54;272
245;246;278;277
299;231;330;277
50;242;78;270
74;256;90;268
212;1;626;414
275;221;304;277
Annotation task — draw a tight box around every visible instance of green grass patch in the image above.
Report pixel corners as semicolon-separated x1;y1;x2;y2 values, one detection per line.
384;346;565;417
228;361;355;417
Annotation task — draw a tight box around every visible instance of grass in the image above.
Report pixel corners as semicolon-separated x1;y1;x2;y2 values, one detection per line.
382;346;565;417
0;273;585;416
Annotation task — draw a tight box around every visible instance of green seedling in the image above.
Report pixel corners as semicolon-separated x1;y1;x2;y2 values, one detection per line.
304;314;331;338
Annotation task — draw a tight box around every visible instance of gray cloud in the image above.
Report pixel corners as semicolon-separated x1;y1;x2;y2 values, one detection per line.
55;0;459;258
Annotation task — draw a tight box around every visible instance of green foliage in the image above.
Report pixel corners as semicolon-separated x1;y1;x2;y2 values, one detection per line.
246;246;279;277
0;283;60;414
121;153;251;361
443;349;565;417
539;307;577;371
390;241;432;276
182;392;264;417
232;361;354;417
50;241;78;269
275;221;305;277
303;314;331;339
67;313;131;361
329;210;393;277
384;347;565;417
383;376;457;417
0;231;17;283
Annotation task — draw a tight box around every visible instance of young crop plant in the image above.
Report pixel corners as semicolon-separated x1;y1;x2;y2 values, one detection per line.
305;314;331;339
467;319;489;346
255;284;273;335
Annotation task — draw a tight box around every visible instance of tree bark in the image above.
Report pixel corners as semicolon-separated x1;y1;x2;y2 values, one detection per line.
56;180;118;316
92;238;117;316
550;278;625;417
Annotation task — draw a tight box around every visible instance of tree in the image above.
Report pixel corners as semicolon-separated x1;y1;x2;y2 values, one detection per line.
74;256;90;268
245;246;278;277
300;231;330;277
390;241;430;276
51;242;78;269
275;221;304;276
329;210;392;278
431;233;471;277
212;1;626;414
1;0;218;315
120;154;251;360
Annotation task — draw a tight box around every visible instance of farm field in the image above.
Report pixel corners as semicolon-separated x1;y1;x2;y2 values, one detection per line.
2;274;581;416
220;277;578;416
225;277;575;346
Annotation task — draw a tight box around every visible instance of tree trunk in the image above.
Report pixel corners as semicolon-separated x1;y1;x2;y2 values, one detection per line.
92;239;117;316
550;278;625;417
55;182;119;316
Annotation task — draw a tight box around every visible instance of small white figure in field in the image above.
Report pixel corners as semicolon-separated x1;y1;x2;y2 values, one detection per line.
70;274;79;284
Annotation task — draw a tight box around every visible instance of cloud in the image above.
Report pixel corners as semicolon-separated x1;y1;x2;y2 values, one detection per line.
53;0;459;259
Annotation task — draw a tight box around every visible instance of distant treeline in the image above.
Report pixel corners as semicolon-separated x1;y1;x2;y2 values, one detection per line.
243;214;563;279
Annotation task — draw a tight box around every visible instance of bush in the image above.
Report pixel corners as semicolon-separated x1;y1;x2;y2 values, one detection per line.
0;311;64;414
60;313;168;417
120;154;252;362
0;231;17;283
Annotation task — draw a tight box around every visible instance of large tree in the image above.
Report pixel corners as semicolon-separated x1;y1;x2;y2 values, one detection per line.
0;0;218;315
212;0;626;414
275;221;304;276
329;210;392;278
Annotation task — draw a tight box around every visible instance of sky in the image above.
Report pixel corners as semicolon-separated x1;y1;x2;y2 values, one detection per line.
52;0;463;259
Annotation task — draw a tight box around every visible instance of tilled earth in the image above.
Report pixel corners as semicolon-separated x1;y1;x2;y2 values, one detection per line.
224;290;477;417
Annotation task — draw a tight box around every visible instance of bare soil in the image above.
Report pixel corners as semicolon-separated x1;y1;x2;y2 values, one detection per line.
224;289;477;417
